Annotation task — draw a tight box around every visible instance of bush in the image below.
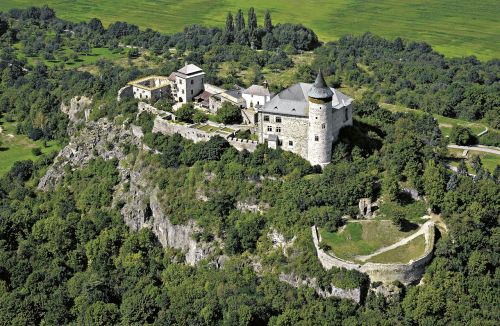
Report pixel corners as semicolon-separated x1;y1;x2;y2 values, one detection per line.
193;111;208;123
216;102;242;124
175;103;196;123
28;128;44;141
449;126;477;146
32;148;42;156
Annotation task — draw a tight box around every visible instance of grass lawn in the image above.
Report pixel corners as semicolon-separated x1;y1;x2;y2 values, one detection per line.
196;124;218;132
367;234;426;264
14;44;128;68
447;148;499;174
1;1;498;60
378;200;427;223
0;119;62;176
319;220;419;261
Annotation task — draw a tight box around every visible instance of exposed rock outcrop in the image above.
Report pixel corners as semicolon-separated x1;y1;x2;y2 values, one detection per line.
60;96;93;135
38;118;140;190
279;273;362;303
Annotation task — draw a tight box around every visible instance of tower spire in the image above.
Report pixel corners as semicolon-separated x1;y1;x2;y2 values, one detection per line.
308;70;333;99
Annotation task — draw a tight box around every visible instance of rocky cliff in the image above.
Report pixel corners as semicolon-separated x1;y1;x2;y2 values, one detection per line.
39;97;217;266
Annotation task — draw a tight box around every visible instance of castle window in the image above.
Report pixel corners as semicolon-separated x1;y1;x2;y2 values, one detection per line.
315;135;319;141
191;80;194;85
276;117;282;123
288;140;294;147
267;126;272;132
278;140;283;146
322;123;326;129
264;115;270;122
344;108;349;122
191;90;193;95
276;126;281;133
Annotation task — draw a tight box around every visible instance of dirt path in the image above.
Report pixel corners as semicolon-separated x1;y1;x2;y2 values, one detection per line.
355;220;433;262
448;144;500;155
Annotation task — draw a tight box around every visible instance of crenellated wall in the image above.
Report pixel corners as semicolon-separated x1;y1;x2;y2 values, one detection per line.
152;116;258;152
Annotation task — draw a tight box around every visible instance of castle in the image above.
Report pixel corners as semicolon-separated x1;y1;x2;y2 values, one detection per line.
257;71;353;167
122;65;353;167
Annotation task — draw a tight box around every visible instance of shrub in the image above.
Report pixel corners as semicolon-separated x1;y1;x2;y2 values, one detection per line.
32;148;42;156
216;102;242;124
449;125;477;146
175;103;196;123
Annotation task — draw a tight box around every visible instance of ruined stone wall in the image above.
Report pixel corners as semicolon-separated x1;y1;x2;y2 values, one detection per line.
312;223;435;284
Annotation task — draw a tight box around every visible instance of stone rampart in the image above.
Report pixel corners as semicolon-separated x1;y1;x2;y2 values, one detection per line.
153;117;258;152
312;222;435;284
227;137;258;152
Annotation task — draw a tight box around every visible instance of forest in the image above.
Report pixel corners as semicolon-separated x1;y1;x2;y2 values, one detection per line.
0;6;498;325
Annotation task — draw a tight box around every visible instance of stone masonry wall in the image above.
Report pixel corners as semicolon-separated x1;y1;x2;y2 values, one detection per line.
258;112;309;160
153;117;258;152
312;222;435;284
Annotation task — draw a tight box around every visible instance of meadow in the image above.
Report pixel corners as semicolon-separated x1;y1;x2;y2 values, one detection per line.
0;1;499;60
0;119;61;176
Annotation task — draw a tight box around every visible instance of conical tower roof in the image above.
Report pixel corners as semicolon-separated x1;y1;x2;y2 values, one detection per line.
307;70;333;99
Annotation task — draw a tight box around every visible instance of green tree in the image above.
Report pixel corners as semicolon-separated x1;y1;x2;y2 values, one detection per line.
264;10;273;33
216;102;243;124
423;159;447;212
235;9;245;31
193;111;208;123
449;125;476;145
247;7;257;35
175;103;196;123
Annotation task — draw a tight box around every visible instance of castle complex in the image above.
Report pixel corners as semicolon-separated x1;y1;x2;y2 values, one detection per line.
121;64;353;167
257;71;352;166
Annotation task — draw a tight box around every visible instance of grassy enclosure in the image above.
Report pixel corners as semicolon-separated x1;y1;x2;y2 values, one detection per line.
319;220;420;262
367;234;426;264
0;1;498;60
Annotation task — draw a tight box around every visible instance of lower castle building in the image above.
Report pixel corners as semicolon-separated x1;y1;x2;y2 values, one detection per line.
257;71;353;167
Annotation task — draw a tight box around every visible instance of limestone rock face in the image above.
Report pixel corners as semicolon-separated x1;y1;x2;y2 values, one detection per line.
39;100;216;265
60;96;93;135
279;273;362;303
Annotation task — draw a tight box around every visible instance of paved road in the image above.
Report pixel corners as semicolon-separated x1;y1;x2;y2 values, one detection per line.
448;144;500;155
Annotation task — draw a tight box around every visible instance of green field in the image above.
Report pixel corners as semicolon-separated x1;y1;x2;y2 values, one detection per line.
0;1;498;60
319;220;419;262
0;119;62;176
14;45;127;68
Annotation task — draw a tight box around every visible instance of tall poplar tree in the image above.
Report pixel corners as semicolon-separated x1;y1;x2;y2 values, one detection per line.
235;9;245;31
225;12;234;34
264;10;273;33
248;7;257;35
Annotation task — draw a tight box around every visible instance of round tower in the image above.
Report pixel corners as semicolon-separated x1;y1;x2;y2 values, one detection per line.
307;70;334;167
